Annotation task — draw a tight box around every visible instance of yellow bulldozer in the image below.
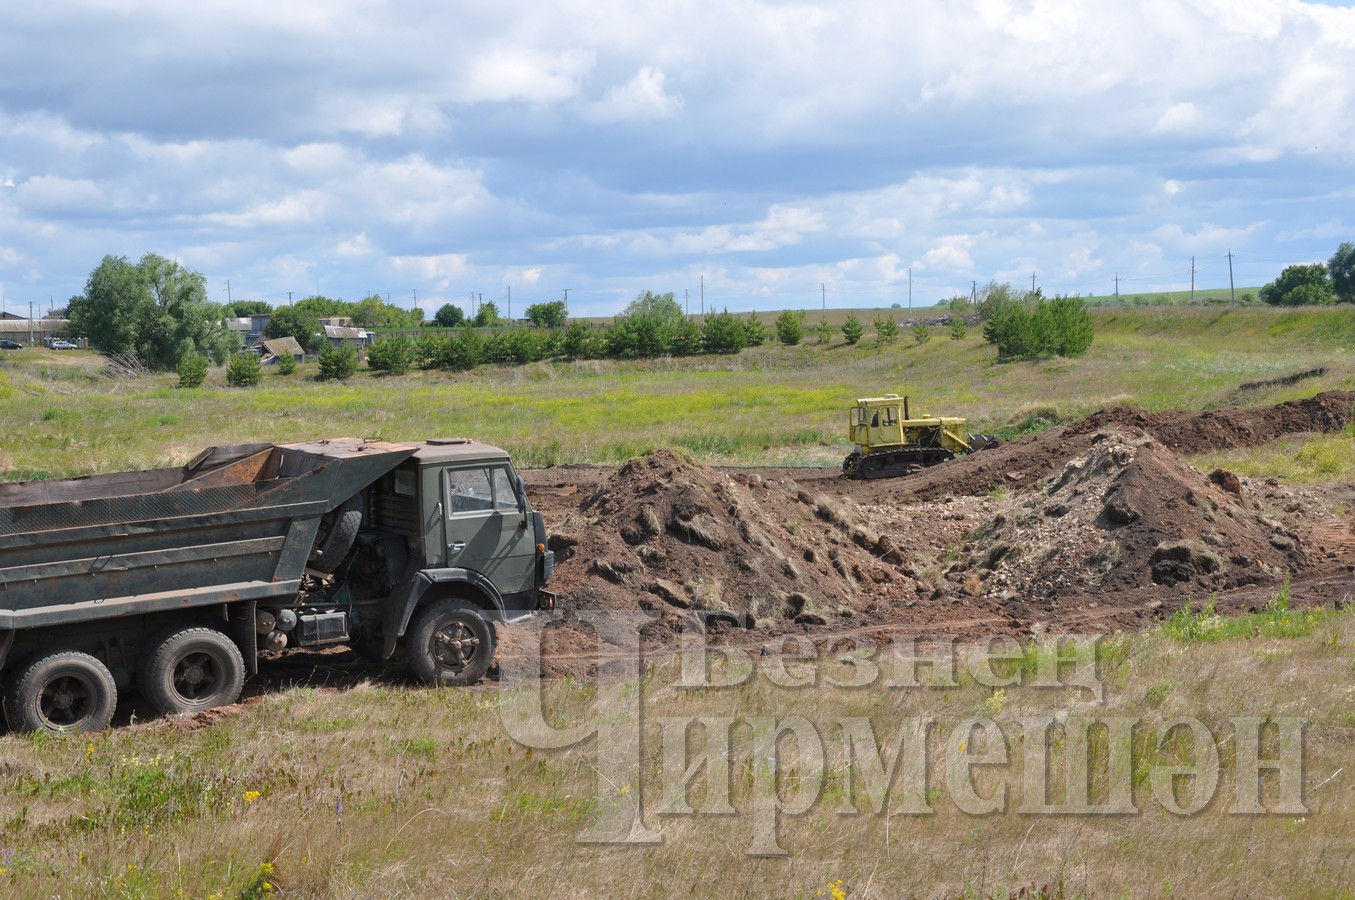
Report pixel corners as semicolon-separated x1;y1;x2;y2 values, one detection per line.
842;394;999;479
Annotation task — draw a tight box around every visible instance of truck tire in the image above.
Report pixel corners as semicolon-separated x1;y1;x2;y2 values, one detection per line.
308;495;363;573
138;626;246;715
408;599;495;687
3;651;117;734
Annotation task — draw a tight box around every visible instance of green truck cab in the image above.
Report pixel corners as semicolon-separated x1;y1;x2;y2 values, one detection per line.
0;437;554;733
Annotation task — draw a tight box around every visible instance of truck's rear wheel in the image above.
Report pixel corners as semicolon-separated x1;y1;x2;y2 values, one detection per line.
408;599;495;686
3;651;117;734
139;627;245;715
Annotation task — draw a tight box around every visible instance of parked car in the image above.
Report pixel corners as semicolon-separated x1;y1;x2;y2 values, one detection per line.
50;340;78;350
0;340;22;350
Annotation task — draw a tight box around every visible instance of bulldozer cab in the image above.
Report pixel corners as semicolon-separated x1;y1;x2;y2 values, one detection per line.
849;396;907;452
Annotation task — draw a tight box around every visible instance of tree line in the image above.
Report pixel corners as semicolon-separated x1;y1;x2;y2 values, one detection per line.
1260;242;1355;306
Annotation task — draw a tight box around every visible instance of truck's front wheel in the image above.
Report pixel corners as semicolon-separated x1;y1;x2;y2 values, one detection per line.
3;651;117;734
408;600;495;686
139;627;246;715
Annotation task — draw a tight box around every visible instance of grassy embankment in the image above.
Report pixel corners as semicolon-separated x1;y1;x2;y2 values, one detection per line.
0;602;1349;897
1;306;1353;481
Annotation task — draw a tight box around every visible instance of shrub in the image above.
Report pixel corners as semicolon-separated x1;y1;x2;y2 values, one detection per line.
561;321;590;358
670;317;703;356
318;343;358;381
775;310;805;345
177;353;208;388
274;353;297;376
816;319;834;345
983;294;1094;361
743;314;767;347
874;315;898;346
949;318;967;340
366;336;415;375
702;310;747;354
841;313;864;345
226;352;261;387
912;323;931;345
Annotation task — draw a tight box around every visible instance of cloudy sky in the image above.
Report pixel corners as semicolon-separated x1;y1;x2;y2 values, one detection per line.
1;0;1353;318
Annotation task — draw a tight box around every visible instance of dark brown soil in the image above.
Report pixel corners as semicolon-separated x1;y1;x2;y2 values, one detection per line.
522;391;1355;670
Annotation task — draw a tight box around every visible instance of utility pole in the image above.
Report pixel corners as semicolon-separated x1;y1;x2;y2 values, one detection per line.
1190;256;1195;303
413;288;418;314
29;300;34;346
821;283;826;311
1031;272;1037;294
684;289;689;316
700;276;705;316
1114;273;1120;298
1227;250;1236;304
971;280;978;305
226;280;232;305
506;286;511;321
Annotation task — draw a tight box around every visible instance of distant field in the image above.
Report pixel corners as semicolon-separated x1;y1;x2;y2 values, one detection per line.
0;305;1352;480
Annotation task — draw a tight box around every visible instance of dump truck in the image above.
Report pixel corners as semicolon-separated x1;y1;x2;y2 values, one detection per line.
842;394;999;479
0;437;554;733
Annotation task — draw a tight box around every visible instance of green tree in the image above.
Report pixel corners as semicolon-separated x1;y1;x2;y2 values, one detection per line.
317;343;358;381
294;295;350;318
949;318;967;340
526;300;568;329
366;336;415;375
842;313;864;345
275;354;297;376
702;310;747;354
350;295;422;329
433;303;466;328
67;253;238;370
622;290;682;323
743;313;767;347
176;353;208;388
473;300;501;328
226;352;262;387
775;310;805;345
265;305;324;353
912;322;931;345
1260;264;1336;306
816;318;834;345
222;300;272;317
1049;295;1094;356
670;317;703;356
561;320;591;358
874;314;898;346
976;281;1019;320
1327;242;1355;303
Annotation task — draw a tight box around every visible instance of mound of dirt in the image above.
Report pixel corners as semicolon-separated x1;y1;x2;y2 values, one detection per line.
890;390;1355;501
950;430;1307;606
547;450;922;637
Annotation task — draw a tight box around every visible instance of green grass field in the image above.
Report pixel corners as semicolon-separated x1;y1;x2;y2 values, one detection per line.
1;306;1353;897
2;305;1352;480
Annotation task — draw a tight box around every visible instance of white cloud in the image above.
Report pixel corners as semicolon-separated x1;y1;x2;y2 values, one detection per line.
335;232;374;258
14;176;108;212
390;253;469;286
462;48;594;105
917;236;975;272
588;67;684;121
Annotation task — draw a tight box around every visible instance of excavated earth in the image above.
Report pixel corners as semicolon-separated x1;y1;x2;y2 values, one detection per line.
522;391;1355;674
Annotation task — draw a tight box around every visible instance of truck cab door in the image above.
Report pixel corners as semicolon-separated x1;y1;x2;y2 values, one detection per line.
440;464;534;595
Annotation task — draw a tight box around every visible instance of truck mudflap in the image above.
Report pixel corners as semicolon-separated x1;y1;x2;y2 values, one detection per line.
381;568;507;660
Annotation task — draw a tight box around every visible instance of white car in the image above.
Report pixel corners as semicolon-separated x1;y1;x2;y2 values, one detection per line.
50;340;78;350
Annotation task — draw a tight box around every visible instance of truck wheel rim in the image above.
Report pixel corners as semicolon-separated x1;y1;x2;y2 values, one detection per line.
173;651;223;701
432;622;479;673
39;674;96;728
